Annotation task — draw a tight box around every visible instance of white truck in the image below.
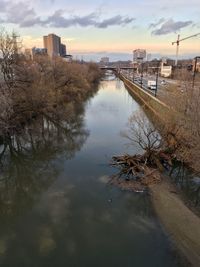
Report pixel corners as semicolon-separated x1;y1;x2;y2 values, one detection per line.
147;80;156;90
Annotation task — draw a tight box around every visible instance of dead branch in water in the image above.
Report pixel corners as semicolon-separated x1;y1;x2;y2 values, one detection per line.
110;152;168;187
110;111;176;191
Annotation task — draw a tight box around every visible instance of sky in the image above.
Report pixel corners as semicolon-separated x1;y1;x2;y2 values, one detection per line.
0;0;200;61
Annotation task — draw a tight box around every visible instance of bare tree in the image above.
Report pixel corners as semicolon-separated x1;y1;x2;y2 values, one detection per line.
0;27;21;89
162;74;200;172
121;110;163;161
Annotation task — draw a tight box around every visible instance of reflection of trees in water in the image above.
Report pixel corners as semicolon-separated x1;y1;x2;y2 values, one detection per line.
0;110;89;220
102;72;116;82
116;78;122;90
170;163;200;209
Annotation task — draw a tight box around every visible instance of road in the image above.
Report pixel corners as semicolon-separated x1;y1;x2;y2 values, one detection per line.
121;70;200;100
121;70;172;96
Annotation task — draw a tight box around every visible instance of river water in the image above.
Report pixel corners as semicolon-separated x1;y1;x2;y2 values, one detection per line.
0;74;184;266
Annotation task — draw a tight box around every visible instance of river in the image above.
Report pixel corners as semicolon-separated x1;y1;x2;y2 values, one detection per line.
0;74;185;266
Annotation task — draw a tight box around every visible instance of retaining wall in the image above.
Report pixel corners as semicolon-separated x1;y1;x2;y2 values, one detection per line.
119;74;171;122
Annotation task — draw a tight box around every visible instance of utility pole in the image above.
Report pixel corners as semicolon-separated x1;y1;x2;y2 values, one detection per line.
140;62;144;88
175;34;180;66
129;68;131;80
155;62;160;97
192;56;200;88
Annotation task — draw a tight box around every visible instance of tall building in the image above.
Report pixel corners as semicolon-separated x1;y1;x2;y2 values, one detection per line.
43;34;62;58
60;43;67;57
133;49;146;63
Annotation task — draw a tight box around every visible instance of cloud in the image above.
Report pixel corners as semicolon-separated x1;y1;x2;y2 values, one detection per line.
43;10;135;29
6;2;36;24
96;15;135;28
151;19;193;35
45;11;98;28
0;1;135;29
0;0;41;27
149;18;165;29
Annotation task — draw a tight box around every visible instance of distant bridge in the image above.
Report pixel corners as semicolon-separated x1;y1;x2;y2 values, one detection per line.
100;66;136;71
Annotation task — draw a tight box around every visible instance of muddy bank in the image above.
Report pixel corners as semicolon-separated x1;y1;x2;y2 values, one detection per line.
150;178;200;267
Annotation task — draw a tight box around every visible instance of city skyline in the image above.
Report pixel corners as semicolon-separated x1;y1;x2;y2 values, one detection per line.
0;0;200;61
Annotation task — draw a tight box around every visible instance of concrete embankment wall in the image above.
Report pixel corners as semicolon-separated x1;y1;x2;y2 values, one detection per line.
119;74;171;122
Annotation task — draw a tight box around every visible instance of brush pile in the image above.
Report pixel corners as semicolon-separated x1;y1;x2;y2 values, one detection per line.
110;150;174;192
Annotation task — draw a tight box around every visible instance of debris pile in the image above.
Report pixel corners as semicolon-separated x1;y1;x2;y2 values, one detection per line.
110;151;173;192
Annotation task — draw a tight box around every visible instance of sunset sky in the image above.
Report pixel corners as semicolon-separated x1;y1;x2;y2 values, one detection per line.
0;0;200;60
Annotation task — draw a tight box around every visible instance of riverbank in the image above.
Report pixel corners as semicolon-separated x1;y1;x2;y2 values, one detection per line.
120;73;200;173
0;57;102;139
117;74;200;266
150;178;200;267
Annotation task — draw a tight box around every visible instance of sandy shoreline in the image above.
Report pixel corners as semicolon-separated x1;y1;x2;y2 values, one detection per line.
150;178;200;267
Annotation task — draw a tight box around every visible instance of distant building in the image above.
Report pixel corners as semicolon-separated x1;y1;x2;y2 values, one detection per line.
133;49;146;63
63;55;73;62
60;43;67;57
43;34;60;58
32;47;47;60
43;34;67;58
160;62;172;77
100;57;109;65
24;47;47;60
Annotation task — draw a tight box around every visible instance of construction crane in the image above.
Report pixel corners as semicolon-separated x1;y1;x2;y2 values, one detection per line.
172;33;200;66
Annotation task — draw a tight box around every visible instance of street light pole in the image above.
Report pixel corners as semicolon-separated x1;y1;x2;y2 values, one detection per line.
132;66;135;82
192;56;200;88
155;64;159;97
155;68;159;97
140;62;144;88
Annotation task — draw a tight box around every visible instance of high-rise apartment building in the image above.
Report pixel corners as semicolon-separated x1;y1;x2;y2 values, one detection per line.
133;49;146;63
60;44;67;57
43;34;66;58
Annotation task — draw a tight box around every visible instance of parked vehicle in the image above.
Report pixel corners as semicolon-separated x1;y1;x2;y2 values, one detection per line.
137;78;143;84
134;77;140;82
161;80;166;85
147;80;156;90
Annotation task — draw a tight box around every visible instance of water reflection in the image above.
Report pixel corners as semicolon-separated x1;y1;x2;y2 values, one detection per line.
0;110;89;220
170;163;200;209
